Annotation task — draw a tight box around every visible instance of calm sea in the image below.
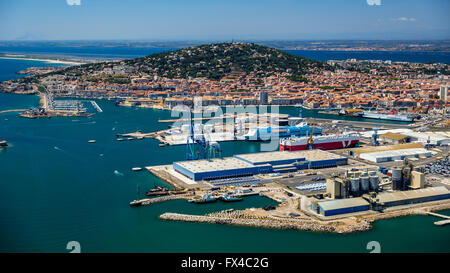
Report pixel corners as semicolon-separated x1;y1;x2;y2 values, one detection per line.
1;45;449;63
0;50;449;253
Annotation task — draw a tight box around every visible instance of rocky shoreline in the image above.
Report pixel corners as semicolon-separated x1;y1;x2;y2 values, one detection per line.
159;201;450;234
159;211;372;233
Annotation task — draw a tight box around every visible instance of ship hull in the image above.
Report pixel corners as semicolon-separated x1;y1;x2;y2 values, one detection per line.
280;139;359;151
362;112;413;122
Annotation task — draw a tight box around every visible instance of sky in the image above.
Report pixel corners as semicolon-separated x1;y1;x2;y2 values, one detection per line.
0;0;449;41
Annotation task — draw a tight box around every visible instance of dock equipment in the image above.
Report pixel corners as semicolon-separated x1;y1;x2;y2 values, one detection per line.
186;107;208;160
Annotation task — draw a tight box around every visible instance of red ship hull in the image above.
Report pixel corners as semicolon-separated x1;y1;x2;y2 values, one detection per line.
280;139;359;151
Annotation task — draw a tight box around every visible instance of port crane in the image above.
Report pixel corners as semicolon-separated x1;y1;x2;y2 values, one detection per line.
307;127;314;150
186;107;209;160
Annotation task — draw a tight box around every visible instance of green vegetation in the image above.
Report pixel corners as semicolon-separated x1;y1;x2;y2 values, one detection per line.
21;43;330;83
123;43;329;81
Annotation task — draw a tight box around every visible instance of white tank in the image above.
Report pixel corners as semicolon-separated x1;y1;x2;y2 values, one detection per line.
360;177;370;192
350;178;360;194
392;168;403;190
392;168;402;181
369;175;379;191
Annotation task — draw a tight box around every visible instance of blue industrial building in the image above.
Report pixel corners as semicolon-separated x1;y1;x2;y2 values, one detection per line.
173;150;348;181
314;198;370;216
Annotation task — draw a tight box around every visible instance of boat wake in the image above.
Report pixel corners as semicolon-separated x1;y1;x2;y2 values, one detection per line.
114;170;124;176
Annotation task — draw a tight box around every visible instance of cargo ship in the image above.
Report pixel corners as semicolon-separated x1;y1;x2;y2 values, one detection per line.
362;110;413;122
280;133;360;151
244;122;321;141
338;109;363;117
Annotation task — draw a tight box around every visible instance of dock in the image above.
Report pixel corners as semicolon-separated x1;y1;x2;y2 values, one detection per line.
0;109;26;114
90;101;103;113
425;211;450;226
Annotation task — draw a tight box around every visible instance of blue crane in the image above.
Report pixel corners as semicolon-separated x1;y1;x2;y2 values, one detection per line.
186;107;209;160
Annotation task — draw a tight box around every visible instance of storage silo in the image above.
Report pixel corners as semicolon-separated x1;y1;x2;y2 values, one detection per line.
392;168;403;190
350;178;360;196
369;175;379;191
360;176;370;193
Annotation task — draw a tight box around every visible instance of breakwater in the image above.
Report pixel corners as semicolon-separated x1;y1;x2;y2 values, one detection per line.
159;211;372;234
139;194;191;206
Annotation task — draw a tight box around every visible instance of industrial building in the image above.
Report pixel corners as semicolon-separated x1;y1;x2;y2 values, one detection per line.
314;198;370;216
359;148;432;163
370;186;450;207
173;150;348;181
326;170;379;198
379;132;410;144
173;157;272;181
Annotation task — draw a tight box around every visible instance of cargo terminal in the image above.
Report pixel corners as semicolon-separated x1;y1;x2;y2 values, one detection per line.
308;158;450;217
173;150;348;181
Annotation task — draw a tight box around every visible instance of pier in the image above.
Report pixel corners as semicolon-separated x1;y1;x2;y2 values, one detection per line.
0;109;26;114
90;101;103;113
426;211;450;226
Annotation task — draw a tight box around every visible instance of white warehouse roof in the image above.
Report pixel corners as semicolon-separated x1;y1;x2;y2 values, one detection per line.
359;148;432;163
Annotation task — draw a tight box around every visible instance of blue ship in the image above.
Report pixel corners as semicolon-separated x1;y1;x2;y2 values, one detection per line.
244;122;321;141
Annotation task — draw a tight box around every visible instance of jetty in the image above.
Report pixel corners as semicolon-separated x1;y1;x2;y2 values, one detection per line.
0;109;26;114
90;101;103;113
426;211;450;226
132;194;191;206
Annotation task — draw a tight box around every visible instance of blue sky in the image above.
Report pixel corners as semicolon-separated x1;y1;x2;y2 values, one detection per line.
0;0;448;40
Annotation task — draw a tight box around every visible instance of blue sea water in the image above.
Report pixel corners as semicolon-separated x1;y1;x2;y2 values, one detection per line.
0;50;449;253
1;45;449;63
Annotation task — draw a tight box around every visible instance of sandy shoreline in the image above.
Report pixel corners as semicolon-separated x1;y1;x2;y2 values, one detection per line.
0;56;85;66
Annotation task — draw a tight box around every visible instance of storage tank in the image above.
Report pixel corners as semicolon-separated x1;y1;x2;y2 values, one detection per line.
392;168;403;190
369;175;379;191
350;178;360;196
360;176;370;192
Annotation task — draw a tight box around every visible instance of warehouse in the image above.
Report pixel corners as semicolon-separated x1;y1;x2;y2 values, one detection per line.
315;198;370;216
234;150;348;168
375;186;450;207
173;158;272;181
174;150;348;181
359;148;432;163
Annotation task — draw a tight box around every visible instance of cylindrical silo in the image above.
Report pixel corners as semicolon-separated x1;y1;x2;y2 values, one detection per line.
360;176;370;193
392;168;402;190
369;175;379;191
350;178;360;196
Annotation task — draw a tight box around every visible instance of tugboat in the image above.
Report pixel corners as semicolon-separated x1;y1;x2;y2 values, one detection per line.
0;140;8;147
220;194;243;202
190;193;217;204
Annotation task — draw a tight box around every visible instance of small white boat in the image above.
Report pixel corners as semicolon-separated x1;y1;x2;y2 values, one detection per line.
132;167;143;171
88;140;96;143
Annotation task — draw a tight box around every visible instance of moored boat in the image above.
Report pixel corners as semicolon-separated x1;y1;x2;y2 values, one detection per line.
220;194;243;202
